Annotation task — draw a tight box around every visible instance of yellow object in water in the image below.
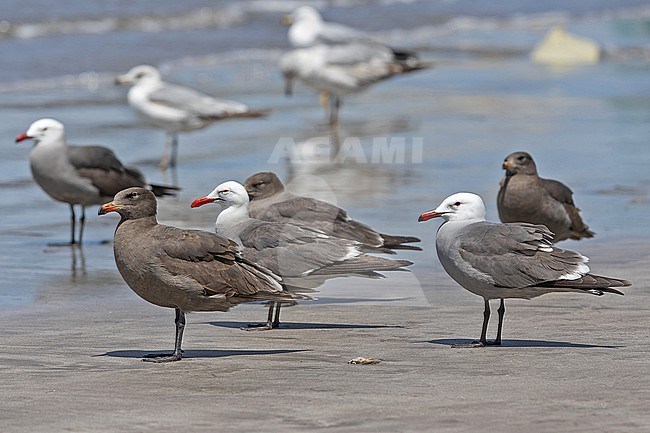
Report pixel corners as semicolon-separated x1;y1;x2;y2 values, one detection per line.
531;25;601;66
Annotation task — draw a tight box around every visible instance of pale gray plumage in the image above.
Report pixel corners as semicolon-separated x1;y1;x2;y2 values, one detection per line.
16;118;176;245
115;65;267;169
192;181;412;329
99;187;307;362
497;151;595;242
419;192;629;347
244;172;420;251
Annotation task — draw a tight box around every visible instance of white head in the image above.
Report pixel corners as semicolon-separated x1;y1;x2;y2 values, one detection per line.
191;181;249;209
115;65;161;86
287;6;323;24
16;118;65;145
419;192;486;223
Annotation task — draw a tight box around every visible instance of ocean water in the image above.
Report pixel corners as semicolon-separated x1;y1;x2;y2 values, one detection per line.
1;0;649;309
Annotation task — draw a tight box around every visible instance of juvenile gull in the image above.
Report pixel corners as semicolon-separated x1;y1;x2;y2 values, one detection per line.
16;118;177;246
497;151;595;242
244;172;421;252
98;188;309;362
115;65;268;169
419;192;629;347
191;181;412;329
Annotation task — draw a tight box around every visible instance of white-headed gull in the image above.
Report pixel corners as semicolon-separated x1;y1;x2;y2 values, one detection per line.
16;118;177;246
419;192;629;347
115;65;268;169
191;180;411;329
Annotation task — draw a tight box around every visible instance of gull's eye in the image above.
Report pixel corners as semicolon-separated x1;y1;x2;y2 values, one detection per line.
126;191;139;199
454;201;461;207
254;181;265;187
219;189;230;194
517;155;526;161
42;127;48;131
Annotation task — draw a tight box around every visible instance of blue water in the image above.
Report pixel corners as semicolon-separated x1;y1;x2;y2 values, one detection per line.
1;0;649;308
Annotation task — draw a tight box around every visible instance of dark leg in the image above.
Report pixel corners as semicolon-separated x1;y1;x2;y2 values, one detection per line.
70;204;77;245
494;299;505;345
169;134;179;168
329;95;341;127
479;298;490;345
272;303;282;328
143;308;185;362
243;302;275;331
451;298;492;348
78;206;86;246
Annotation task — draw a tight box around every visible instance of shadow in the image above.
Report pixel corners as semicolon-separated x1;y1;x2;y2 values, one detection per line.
98;348;309;359
426;338;621;349
70;245;87;281
207;321;404;330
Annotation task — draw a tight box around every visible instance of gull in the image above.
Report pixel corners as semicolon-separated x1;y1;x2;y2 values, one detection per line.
16;118;177;246
498;151;595;242
419;192;629;347
191;181;411;329
115;65;268;169
244;171;421;252
99;188;310;362
280;6;428;126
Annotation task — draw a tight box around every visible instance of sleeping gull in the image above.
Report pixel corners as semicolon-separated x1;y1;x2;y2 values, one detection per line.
191;180;412;329
497;151;595;242
99;187;310;362
244;171;421;252
419;192;629;347
115;65;268;169
16;118;177;246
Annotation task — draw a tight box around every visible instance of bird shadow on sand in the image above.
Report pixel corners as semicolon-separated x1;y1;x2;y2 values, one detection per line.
98;348;310;359
207;321;404;330
425;338;621;349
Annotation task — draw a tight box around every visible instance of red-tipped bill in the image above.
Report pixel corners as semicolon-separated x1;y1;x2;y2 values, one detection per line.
15;133;30;143
191;196;216;208
418;209;444;222
98;202;120;215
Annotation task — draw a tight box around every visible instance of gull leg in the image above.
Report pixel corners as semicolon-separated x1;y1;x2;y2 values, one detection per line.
244;302;275;331
329;95;341;127
159;133;175;170
494;299;505;345
320;91;329;109
143;308;185;362
70;204;76;245
451;298;491;348
78;206;86;246
169;134;179;169
272;303;282;328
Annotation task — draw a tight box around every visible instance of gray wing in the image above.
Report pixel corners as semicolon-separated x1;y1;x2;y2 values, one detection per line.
263;196;348;222
149;82;250;118
541;178;593;237
67;145;147;197
457;222;588;288
317;22;379;46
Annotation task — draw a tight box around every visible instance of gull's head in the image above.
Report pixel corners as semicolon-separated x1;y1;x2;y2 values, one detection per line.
16;118;65;145
244;172;284;200
191;181;249;209
502;151;537;176
115;65;161;86
98;187;157;220
419;192;486;223
283;6;322;25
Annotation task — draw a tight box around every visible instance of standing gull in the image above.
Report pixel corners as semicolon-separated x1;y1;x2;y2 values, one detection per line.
280;7;428;126
419;192;629;346
115;65;268;169
16;118;177;246
244;172;421;252
191;181;412;329
98;188;309;362
497;151;595;242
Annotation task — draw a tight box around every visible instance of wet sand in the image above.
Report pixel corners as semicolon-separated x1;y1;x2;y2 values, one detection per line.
1;239;648;432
